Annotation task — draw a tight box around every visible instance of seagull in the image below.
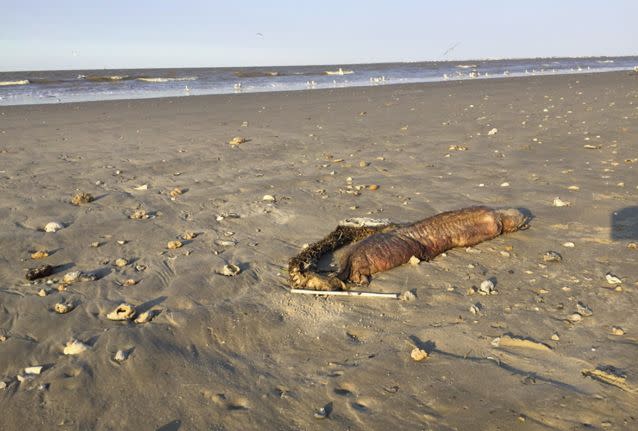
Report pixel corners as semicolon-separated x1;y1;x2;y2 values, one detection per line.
442;42;460;57
256;32;264;37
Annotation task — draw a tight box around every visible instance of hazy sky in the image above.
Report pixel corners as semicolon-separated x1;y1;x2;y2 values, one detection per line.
1;1;636;71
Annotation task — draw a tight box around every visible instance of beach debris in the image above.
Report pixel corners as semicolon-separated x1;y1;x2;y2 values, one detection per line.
44;221;64;233
228;136;246;146
70;192;94;206
568;313;583;323
611;326;625;336
542;251;563;263
469;303;482;315
551;333;560;341
552;197;570;207
262;194;276;202
576;302;593;317
491;335;551;351
169;187;183;198
26;264;54;281
134;310;158;324
107;303;136;321
133;184;148;191
24;366;43;375
167;240;183;250
410;347;429;362
115;258;128;268
562;241;575;248
478;279;497;295
582;366;636;393
63;339;89;355
290;288;400;299
487;128;498;135
182;231;197;240
114;349;129;362
217;264;241;277
54;302;74;314
30;250;49;259
399;291;416;301
605;273;622;285
408;256;421;266
130;209;149;220
367;184;379;191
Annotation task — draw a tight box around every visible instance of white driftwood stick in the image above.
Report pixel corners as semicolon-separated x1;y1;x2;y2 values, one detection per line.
290;288;400;299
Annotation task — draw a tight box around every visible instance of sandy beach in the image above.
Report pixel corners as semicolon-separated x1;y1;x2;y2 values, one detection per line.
1;71;637;430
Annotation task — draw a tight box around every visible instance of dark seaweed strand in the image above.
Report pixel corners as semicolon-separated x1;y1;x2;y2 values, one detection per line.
288;224;394;288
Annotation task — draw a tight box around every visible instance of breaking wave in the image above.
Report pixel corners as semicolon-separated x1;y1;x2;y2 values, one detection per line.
136;76;198;83
0;80;30;86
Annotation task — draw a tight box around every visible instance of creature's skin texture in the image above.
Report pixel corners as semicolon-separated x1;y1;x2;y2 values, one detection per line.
288;206;528;290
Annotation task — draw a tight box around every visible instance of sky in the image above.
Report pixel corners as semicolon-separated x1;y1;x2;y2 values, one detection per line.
1;0;637;71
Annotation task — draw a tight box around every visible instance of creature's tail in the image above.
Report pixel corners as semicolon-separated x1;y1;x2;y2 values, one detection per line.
496;208;529;233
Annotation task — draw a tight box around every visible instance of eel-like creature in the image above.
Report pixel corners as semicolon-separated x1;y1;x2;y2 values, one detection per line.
288;206;528;290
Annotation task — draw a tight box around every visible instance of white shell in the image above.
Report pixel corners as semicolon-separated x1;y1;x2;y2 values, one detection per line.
63;339;89;355
217;264;241;277
44;222;63;233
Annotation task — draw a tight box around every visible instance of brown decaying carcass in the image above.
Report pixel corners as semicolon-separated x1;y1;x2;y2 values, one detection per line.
288;206;528;290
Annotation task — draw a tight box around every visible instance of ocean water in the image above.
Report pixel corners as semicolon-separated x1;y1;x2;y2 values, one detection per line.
1;56;637;106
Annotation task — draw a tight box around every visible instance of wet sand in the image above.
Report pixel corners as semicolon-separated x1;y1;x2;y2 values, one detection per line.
1;71;637;430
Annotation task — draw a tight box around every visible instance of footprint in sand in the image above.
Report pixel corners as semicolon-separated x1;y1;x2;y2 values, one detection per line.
203;390;250;411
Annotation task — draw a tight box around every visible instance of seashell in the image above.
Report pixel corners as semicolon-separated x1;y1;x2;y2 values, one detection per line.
500;182;509;187
469;303;482;315
562;242;575;248
367;184;379;191
611;326;625;336
576;302;593;317
567;185;580;191
122;279;137;286
54;302;74;314
217;264;241;276
478;280;496;295
542;251;562;263
24;366;43;375
399;291;416;301
31;250;49;259
130;209;149;220
63;339;89;355
262;194;276;202
107;303;136;321
134;310;158;324
215;239;237;247
116;240;126;245
551;333;560;341
228;136;246;146
410;347;429;361
133;184;148;190
167;240;183;250
605;273;622;285
182;231;197;240
63;271;82;284
38;288;49;297
90;241;101;247
169;187;183;198
115;258;128;268
487;128;498;135
552;197;570;207
44;221;64;233
408;256;421;266
627;242;637;250
70;192;94;206
113;349;128;362
314;407;329;419
568;313;582;323
448;145;468;151
25;264;54;281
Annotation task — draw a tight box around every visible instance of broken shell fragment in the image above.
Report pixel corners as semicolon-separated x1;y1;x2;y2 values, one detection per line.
399;291;416;301
167;240;183;250
410;348;429;362
487;127;498;135
26;264;54;281
542;251;563;263
122;279;137;287
217;264;241;276
44;221;64;233
107;303;136;321
182;231;197;240
70;192;94;206
605;273;622;285
130;209;149;220
367;184;379;191
611;326;625;336
169;187;183;198
262;194;276;202
576;302;593;317
115;258;128;268
134;310;158;324
114;349;128;362
408;256;421;266
568;313;583;323
63;271;82;284
54;302;74;314
63;339;89;355
228;136;246;146
552;197;570;207
24;366;43;375
478;280;496;295
31;250;49;259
